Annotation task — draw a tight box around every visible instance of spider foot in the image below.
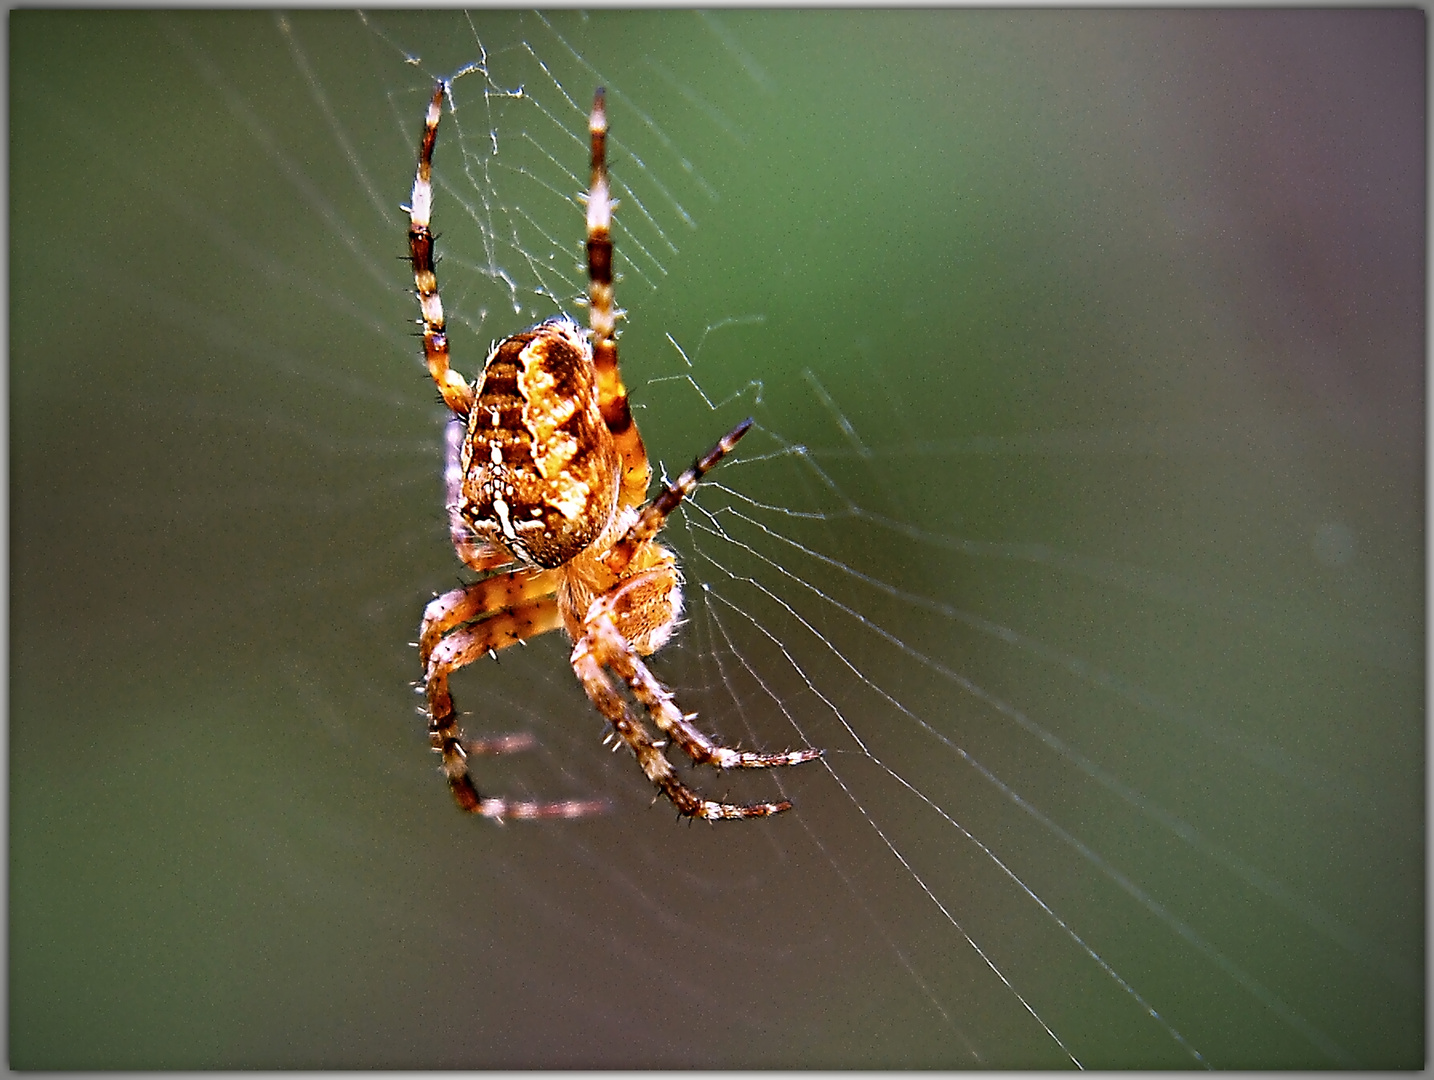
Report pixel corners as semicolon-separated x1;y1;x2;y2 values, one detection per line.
707;744;825;770
658;775;798;820
667;710;824;771
449;774;610;821
427;678;606;820
692;797;794;820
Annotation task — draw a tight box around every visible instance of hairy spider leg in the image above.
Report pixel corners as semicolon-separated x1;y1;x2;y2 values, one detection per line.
583;569;825;772
424;595;607;819
570;631;789;820
418;566;563;666
409;80;475;417
603;417;755;576
585;87;651;511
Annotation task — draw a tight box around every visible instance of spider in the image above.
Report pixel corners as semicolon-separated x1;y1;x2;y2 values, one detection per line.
407;79;822;821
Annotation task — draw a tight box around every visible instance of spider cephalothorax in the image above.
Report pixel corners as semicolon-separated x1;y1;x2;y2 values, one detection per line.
407;80;821;820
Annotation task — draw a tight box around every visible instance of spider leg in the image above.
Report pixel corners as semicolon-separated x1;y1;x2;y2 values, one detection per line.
464;732;539;756
571;632;782;819
586;569;823;770
423;595;607;819
585;87;651;511
603;418;754;576
409;79;475;417
571;576;820;820
419;566;563;668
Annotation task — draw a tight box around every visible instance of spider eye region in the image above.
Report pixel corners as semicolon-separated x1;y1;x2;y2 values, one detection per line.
457;320;619;568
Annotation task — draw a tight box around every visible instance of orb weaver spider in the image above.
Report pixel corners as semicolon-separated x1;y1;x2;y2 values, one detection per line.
407;80;822;820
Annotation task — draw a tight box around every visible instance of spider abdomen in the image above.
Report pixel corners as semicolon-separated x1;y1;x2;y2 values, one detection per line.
458;316;619;569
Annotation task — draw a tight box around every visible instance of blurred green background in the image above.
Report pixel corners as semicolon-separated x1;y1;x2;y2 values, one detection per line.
10;10;1423;1068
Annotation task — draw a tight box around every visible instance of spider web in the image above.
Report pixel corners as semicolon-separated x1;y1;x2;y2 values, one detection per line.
10;9;1422;1070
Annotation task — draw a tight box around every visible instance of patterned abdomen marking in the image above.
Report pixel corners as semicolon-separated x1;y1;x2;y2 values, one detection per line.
459;316;619;568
